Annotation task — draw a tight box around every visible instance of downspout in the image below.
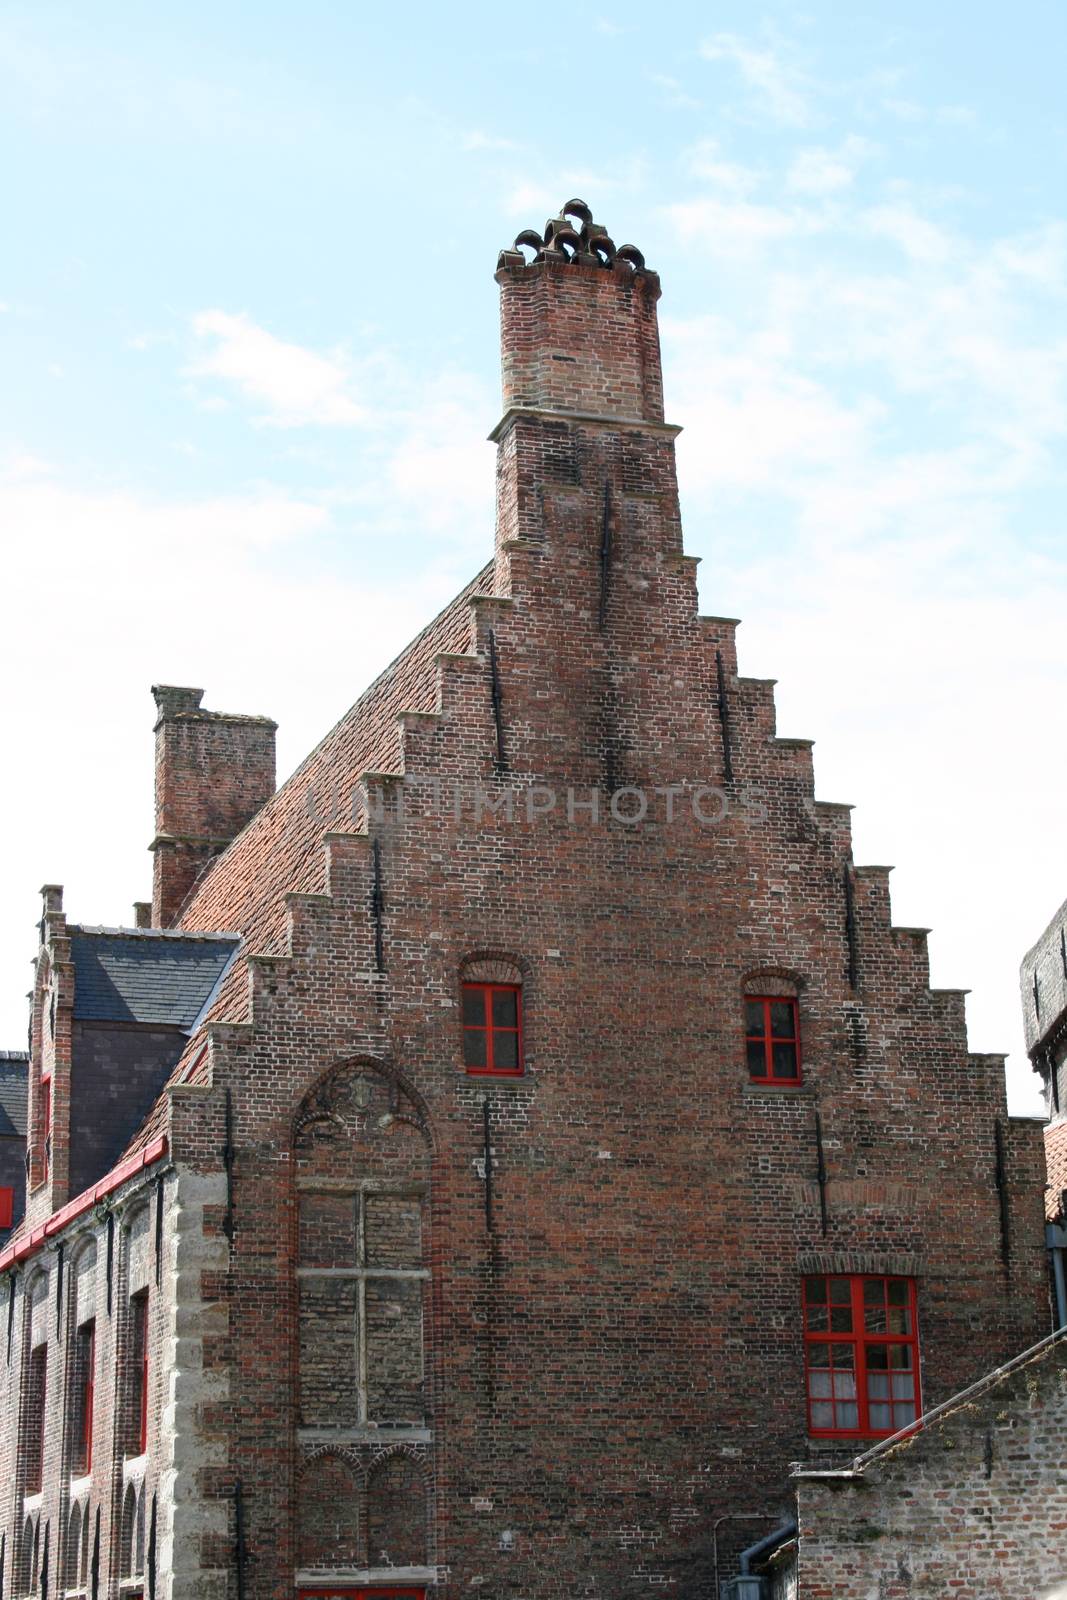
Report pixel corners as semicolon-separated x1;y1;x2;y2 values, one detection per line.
739;1517;798;1576
1047;1220;1067;1330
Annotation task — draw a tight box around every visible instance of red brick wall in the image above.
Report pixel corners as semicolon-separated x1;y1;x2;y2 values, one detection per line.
151;686;276;927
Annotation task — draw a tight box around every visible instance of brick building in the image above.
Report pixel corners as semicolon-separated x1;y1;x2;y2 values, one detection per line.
0;1050;28;1243
0;201;1054;1600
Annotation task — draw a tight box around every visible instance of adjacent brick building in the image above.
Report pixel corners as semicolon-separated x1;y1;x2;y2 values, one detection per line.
0;1051;28;1243
0;201;1054;1600
785;1326;1067;1600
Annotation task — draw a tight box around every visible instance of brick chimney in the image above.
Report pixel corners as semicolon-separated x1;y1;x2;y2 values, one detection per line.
150;686;277;927
491;198;681;558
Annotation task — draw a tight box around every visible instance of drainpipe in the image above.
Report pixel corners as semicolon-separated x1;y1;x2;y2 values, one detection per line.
1047;1220;1067;1330
723;1518;798;1600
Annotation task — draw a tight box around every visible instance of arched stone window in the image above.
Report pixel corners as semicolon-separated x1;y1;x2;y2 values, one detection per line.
297;1451;361;1569
366;1450;428;1569
294;1061;432;1429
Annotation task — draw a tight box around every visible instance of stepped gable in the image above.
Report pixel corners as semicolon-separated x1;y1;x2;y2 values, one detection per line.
115;564;494;1155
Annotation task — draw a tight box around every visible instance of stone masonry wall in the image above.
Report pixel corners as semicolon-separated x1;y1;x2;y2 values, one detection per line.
795;1333;1067;1600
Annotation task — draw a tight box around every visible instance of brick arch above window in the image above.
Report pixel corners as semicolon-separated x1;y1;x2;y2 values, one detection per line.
742;969;805;996
459;952;526;987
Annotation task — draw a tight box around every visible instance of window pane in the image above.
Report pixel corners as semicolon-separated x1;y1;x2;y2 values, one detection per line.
745;1001;765;1036
891;1373;915;1400
888;1344;912;1370
809;1372;831;1397
836;1402;858;1429
888;1305;911;1334
772;1043;798;1080
832;1372;856;1399
806;1305;829;1332
747;1040;768;1077
829;1278;851;1304
869;1403;891;1431
867;1345;888;1370
887;1280;908;1306
868;1373;890;1399
462;987;486;1026
830;1306;853;1332
808;1341;832;1368
493;1031;519;1070
810;1401;834;1427
893;1402;916;1425
865;1301;887;1334
491;988;518;1028
830;1343;855;1368
769;1001;795;1037
463;1029;487;1068
804;1276;827;1304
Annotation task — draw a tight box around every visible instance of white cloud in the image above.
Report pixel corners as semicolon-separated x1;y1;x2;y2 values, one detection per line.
460;130;517;152
684;138;761;195
664;196;815;257
699;32;811;126
187;310;367;427
787;136;872;195
650;73;702;112
864;203;954;264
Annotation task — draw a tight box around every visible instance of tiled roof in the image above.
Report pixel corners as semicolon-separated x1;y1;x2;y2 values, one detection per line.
1046;1120;1067;1219
69;929;239;1029
0;1052;28;1138
119;563;493;1158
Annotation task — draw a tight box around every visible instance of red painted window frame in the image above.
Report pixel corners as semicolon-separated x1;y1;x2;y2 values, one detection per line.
0;1186;13;1229
803;1274;920;1439
25;1342;47;1493
745;995;801;1085
129;1291;149;1456
75;1319;95;1474
461;982;523;1076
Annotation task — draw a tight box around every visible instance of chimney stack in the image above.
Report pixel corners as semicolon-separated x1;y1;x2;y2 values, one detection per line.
149;686;276;927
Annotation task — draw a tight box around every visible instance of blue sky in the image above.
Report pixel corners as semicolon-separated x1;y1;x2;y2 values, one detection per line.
2;2;1065;1111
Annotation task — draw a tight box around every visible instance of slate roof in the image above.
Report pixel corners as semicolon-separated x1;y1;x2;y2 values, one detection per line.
0;1052;28;1138
69;929;239;1030
119;562;494;1158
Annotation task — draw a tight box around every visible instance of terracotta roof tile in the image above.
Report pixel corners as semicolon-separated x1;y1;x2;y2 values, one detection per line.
1046;1120;1067;1219
116;564;492;1158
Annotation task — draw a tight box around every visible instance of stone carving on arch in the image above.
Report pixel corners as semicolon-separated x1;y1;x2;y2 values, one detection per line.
297;1449;362;1570
366;1447;430;1571
293;1056;434;1179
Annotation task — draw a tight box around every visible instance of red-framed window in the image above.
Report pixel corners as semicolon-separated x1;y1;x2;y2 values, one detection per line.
24;1342;47;1492
0;1186;13;1229
745;996;801;1084
74;1319;95;1474
803;1274;920;1437
129;1291;149;1455
39;1072;52;1179
462;983;523;1075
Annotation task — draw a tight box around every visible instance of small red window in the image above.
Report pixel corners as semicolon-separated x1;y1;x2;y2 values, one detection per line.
745;996;801;1084
74;1320;95;1474
462;983;523;1076
129;1291;149;1455
0;1186;13;1229
803;1274;920;1438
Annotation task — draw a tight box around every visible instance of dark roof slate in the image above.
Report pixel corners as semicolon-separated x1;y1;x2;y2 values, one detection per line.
69;930;239;1029
0;1053;28;1138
